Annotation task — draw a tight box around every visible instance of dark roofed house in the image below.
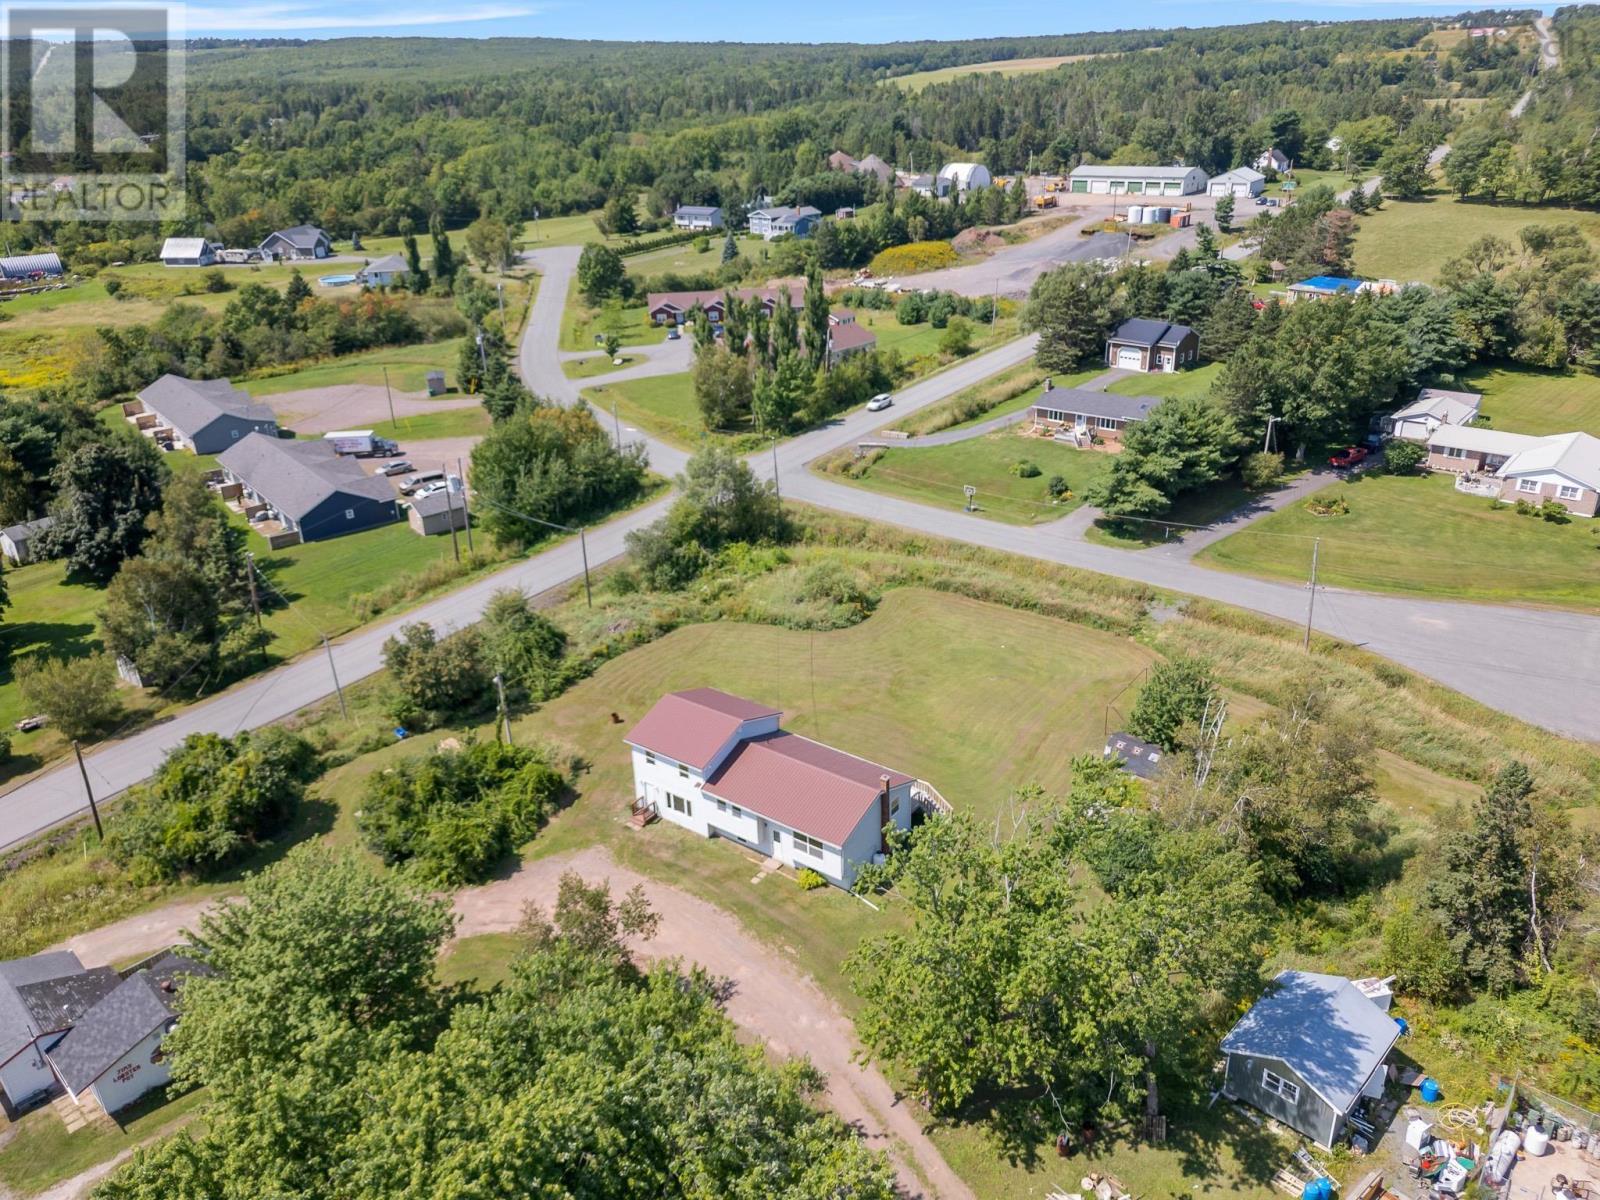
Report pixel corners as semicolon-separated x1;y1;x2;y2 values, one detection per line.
46;951;213;1115
625;688;926;887
1220;970;1401;1148
359;253;410;287
747;206;821;241
1103;732;1164;780
822;317;876;366
258;224;332;262
0;951;90;1108
219;434;399;545
1106;318;1198;373
1;516;54;565
1028;386;1160;446
132;374;280;455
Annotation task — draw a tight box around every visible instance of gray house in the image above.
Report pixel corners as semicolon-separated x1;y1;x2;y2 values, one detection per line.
219;434;399;544
134;375;280;455
1106;318;1199;373
673;205;724;231
747;206;820;240
1221;970;1401;1148
258;224;332;261
358;253;410;287
407;488;467;536
0;517;54;565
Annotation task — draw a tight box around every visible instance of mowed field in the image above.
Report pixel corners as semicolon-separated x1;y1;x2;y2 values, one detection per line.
1106;360;1222;401
1464;364;1600;437
892;52;1112;90
1353;195;1600;283
1197;472;1600;610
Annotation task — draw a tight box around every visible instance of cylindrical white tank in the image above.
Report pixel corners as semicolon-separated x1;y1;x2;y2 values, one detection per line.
1488;1129;1521;1183
1526;1125;1552;1156
1126;205;1144;224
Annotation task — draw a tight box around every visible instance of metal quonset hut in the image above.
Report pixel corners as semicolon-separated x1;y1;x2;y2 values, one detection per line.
1067;164;1207;196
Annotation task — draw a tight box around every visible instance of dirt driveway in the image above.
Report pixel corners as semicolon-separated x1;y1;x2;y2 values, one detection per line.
58;846;972;1200
261;383;482;434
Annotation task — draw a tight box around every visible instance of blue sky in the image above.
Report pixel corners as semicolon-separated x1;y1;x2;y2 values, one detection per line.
181;1;1551;43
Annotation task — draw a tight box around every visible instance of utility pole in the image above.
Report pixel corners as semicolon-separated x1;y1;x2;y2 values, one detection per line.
322;634;349;719
382;366;398;433
771;439;781;500
456;456;474;554
72;741;103;841
493;673;512;745
578;527;593;607
612;400;623;451
443;464;461;563
1303;537;1321;651
496;279;505;328
1263;415;1280;454
244;552;262;629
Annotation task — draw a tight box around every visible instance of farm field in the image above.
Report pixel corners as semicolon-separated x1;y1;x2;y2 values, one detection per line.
815;428;1116;524
1105;360;1222;401
1352;195;1600;283
1463;363;1600;437
1196;472;1600;610
892;51;1112;90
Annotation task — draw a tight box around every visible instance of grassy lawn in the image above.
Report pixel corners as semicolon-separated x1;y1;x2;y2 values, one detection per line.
887;365;1098;437
0;1084;208;1197
561;350;661;381
623;232;768;277
863;311;1018;367
1463;363;1600;438
1105;359;1222;402
237;340;469;398
438;931;523;991
1353;195;1600;284
892;52;1108;91
1266;168;1347;200
371;405;490;444
816;429;1116;525
584;373;713;450
560;289;669;354
1197;471;1600;609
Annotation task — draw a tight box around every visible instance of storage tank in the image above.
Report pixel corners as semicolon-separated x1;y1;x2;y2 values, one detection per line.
1420;1078;1442;1104
1154;206;1172;222
1525;1122;1551;1156
1126;204;1144;225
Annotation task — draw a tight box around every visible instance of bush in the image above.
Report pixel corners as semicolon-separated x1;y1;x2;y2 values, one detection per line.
1046;475;1069;499
1305;494;1351;516
796;867;827;890
1540;499;1572;524
1129;655;1217;752
1010;459;1041;478
868;241;959;276
358;739;565;885
102;277;122;299
1383;440;1425;475
939;316;975;358
693;236;710;253
106;729;318;883
1242;450;1285;490
382;622;491;727
0;732;11;763
15;653;122;742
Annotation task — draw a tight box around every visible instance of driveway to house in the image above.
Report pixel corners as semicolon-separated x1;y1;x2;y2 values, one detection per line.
58;845;972;1200
883;365;1131;449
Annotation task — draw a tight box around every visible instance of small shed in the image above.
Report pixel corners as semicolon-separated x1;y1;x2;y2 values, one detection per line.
1103;731;1164;780
0;516;54;565
426;370;446;397
408;489;467;536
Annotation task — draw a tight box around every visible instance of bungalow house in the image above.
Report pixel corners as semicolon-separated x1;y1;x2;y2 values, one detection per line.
1221;970;1401;1148
1028;388;1160;446
625;688;924;888
818;310;876;366
0;252;64;281
159;237;219;267
1386;388;1481;441
748;206;821;240
1254;148;1292;174
1104;732;1164;780
1066;164;1208;196
258;224;332;261
645;285;806;327
1208;167;1266;198
938;162;993;194
218;434;400;544
0;517;54;565
1105;318;1199;373
45;950;212;1116
407;488;467;536
672;205;724;231
132;374;280;454
358;253;410;287
1424;427;1600;517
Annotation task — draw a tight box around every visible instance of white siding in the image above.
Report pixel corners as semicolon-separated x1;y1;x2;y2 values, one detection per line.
0;1037;60;1105
86;1025;172;1113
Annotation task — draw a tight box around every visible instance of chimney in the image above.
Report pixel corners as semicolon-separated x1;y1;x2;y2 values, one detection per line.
879;774;892;854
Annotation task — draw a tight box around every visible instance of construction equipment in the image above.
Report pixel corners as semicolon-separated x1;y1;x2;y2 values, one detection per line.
1034;193;1056;209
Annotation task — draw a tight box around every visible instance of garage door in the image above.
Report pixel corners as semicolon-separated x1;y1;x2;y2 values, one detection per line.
1071;179;1088;193
1164;181;1183;195
1116;346;1144;369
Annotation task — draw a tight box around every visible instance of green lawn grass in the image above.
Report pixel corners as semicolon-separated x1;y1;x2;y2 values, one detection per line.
1084;474;1260;548
1104;359;1222;402
623;232;768;277
437;932;523;991
559;288;668;353
818;430;1116;525
237;341;469;398
1266;167;1347;200
371;405;490;444
1197;472;1600;609
584;373;714;449
1463;363;1600;437
561;350;657;380
0;1084;208;1197
1353;195;1600;284
891;52;1108;91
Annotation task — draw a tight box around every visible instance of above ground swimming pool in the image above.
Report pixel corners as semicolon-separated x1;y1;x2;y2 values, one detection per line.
318;273;359;286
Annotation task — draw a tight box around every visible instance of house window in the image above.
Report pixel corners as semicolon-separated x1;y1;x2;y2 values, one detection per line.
1518;478;1541;494
716;799;727;813
1440;446;1465;459
731;805;743;818
667;793;692;817
1261;1069;1301;1104
794;832;825;858
644;750;656;766
677;763;689;780
890;796;901;816
1096;416;1120;430
345;508;356;520
771;830;781;845
1558;484;1581;501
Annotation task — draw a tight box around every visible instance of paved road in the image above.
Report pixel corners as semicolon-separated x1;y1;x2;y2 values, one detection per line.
1512;16;1560;117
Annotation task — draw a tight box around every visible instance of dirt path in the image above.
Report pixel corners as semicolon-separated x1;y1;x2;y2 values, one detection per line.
57;847;972;1200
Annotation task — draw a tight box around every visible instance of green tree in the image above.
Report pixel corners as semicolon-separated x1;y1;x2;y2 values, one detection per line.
480;587;568;701
100;557;219;690
1128;655;1217;751
721;229;738;264
1023;262;1118;372
1214;193;1235;231
752;353;811;436
576;243;626;305
464;215;516;272
1376;141;1431;200
1085;395;1236;521
429;212;457;286
692;343;753;431
283;269;312;308
14;652;122;741
803;263;831;371
382;621;490;724
939;315;975;357
43;440;166;583
626;447;788;588
601;190;639;237
770;285;800;360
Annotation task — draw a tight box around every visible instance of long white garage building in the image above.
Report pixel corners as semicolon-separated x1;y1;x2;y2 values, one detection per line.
1068;163;1207;196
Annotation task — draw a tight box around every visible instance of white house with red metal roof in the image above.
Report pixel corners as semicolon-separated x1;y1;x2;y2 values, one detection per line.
625;688;919;887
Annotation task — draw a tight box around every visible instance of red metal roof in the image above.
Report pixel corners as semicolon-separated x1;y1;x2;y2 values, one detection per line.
827;322;877;352
624;689;780;771
703;732;912;847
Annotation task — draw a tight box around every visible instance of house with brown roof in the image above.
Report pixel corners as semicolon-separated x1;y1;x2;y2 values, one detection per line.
624;688;925;887
645;285;806;327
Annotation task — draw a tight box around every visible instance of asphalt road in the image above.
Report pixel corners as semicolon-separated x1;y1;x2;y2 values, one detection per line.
4;249;1599;849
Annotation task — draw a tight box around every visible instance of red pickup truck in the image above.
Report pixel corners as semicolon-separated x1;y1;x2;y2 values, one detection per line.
1328;446;1371;469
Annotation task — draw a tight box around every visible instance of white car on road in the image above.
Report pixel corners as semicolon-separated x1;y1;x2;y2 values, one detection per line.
866;393;894;412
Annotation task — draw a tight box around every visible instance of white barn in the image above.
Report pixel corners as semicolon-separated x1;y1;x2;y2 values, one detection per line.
1208;167;1266;198
1067;163;1207;196
625;688;924;888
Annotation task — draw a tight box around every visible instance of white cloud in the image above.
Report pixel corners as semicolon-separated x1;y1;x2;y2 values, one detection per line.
183;2;536;32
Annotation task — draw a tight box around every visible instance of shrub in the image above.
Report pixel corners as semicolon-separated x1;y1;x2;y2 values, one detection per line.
382;622;491;726
796;867;827;891
15;653;122;742
106;729;318;883
1010;459;1041;478
101;277;122;299
1046;475;1069;499
693;236;710;253
797;560;871;610
0;732;10;762
1306;494;1351;516
1540;499;1572;524
939;316;975;358
1383;440;1425;475
358;739;565;885
1242;450;1285;490
1129;655;1217;752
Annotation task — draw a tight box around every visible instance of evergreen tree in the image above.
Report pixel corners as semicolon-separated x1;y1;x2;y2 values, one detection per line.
720;229;738;264
430;212;457;286
803;263;831;371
